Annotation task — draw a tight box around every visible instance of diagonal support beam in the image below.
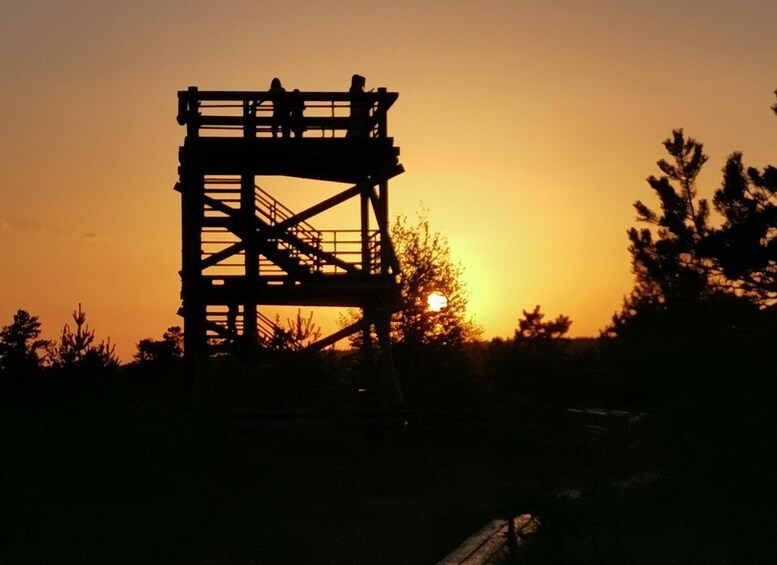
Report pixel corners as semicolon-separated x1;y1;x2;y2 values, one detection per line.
200;187;369;275
243;319;365;378
199;194;250;270
201;219;357;274
202;241;246;270
300;319;364;353
206;319;237;341
202;194;239;217
275;230;358;274
276;163;404;235
270;182;365;234
367;187;400;274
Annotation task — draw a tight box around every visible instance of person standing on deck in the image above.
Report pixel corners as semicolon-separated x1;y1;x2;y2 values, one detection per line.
346;74;370;138
268;78;289;138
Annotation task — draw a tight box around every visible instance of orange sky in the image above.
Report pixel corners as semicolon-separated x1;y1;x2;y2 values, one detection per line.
2;1;776;361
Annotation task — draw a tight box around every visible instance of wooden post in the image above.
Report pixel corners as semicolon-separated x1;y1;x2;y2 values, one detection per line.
375;309;402;407
241;172;258;353
185;86;199;139
360;307;373;369
244;98;256;139
378;180;389;274
180;169;206;385
376;87;388;138
361;184;370;273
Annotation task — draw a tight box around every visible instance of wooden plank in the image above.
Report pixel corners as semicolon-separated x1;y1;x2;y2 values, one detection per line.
437;519;505;565
181;90;398;105
437;515;540;565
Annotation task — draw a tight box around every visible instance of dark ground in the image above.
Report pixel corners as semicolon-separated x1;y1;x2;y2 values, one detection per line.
1;371;772;564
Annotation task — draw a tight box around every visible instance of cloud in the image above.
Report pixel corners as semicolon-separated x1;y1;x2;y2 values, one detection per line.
0;216;100;239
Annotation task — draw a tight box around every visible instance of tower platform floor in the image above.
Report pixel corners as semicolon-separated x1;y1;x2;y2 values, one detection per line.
180;137;402;183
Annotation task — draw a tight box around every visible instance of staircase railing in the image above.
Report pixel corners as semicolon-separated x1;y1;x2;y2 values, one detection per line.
204;306;307;351
197;178;384;275
255;184;324;274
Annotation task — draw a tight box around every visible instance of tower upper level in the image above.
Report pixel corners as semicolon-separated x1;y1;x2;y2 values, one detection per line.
177;86;403;183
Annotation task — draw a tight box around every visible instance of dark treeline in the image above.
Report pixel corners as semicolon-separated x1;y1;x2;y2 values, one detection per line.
3;294;773;416
4;296;772;562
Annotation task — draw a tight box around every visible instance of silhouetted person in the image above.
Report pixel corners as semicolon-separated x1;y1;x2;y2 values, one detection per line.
289;88;305;138
346;74;370;138
268;77;289;138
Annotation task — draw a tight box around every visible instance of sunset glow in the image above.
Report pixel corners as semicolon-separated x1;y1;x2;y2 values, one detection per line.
427;292;448;313
2;1;776;360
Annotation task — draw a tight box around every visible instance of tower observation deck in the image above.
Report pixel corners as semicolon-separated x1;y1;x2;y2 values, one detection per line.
175;84;404;401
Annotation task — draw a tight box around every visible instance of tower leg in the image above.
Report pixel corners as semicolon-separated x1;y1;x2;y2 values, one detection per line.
241;173;258;357
183;300;207;388
360;308;373;363
180;169;205;387
375;310;402;408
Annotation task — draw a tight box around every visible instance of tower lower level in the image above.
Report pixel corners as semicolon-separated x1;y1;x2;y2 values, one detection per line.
175;86;404;404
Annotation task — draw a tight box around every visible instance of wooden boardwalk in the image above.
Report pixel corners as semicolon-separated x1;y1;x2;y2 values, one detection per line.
437;514;540;565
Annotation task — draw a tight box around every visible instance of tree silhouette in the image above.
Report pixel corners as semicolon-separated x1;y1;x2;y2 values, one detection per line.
772;88;777;116
514;305;571;343
485;306;575;405
0;309;50;375
263;310;321;352
390;211;481;347
706;152;777;303
611;94;777;333
135;326;183;364
53;304;118;370
626;129;713;308
342;210;480;349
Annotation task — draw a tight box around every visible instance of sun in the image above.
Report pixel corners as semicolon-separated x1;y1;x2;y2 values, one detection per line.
427;292;448;312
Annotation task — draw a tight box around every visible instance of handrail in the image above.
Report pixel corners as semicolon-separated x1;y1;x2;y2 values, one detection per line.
204;308;303;350
197;178;385;275
367;230;382;275
254;184;324;272
179;89;398;105
256;311;301;349
178;87;397;139
254;184;319;238
201;228;382;275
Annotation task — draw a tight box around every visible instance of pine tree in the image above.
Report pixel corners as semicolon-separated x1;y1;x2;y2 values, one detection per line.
626;129;713;308
0;309;50;375
54;304;118;370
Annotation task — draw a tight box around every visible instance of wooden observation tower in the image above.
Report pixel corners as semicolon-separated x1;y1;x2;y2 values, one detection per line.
175;82;404;403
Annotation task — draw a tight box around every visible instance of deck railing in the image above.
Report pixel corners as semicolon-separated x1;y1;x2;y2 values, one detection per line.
177;87;398;139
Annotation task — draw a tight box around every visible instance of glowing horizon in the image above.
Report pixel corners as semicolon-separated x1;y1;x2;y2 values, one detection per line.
2;1;776;361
